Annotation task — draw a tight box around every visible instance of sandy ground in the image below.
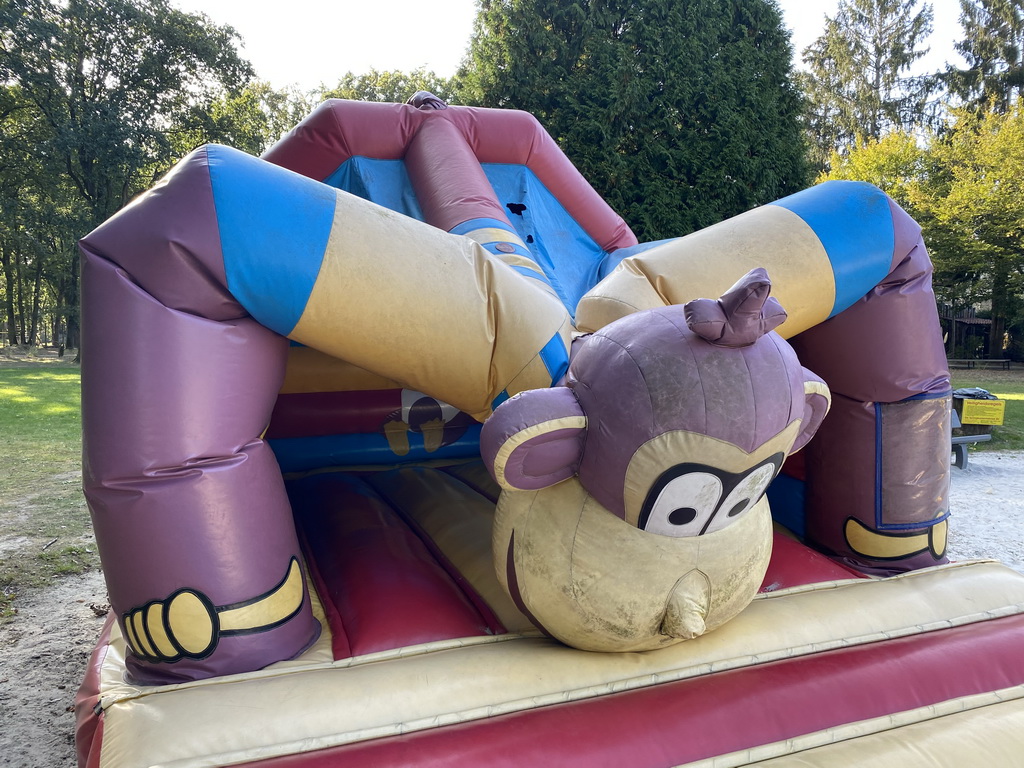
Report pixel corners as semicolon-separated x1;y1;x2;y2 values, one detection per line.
2;451;1022;768
947;451;1024;573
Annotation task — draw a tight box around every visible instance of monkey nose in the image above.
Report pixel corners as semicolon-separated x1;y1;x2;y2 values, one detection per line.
660;570;712;640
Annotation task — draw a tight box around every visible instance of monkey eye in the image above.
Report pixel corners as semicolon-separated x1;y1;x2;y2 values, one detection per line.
641;473;722;538
701;462;776;534
638;454;784;538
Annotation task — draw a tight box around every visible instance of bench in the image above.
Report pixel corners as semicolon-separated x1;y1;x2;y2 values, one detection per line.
947;358;1012;370
951;409;992;469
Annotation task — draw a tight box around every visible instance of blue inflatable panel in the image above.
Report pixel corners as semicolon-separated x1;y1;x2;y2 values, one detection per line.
483;164;608;315
771;181;895;318
450;217;518;237
323;157;424;221
766;474;807;539
452;217;540;267
539;331;570;383
208;145;337;336
269;426;483;473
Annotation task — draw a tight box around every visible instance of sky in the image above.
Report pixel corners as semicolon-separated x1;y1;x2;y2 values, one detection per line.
170;0;967;92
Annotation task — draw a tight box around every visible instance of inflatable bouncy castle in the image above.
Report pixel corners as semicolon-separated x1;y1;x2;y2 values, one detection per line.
75;95;1024;767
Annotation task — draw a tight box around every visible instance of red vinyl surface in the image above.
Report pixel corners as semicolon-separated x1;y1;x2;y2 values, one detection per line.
760;529;865;591
245;613;1024;768
292;473;494;658
294;466;859;658
74;616;112;768
267;390;402;439
405;117;512;232
781;449;806;481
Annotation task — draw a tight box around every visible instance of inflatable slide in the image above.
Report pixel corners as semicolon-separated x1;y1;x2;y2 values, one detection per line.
74;94;1024;767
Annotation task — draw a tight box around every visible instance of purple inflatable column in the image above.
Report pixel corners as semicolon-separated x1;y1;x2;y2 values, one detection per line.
791;198;951;574
80;150;319;683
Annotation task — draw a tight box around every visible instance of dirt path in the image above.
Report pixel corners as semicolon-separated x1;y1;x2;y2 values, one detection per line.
0;569;108;767
2;451;1022;767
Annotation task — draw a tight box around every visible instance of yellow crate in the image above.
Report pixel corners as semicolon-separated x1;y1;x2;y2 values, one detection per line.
961;398;1005;426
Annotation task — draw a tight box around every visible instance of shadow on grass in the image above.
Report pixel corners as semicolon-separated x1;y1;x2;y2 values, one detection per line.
0;368;82;436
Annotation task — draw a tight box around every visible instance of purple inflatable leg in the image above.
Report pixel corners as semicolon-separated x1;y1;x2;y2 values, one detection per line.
80;151;319;683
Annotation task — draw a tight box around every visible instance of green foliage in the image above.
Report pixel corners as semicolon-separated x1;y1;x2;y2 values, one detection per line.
0;81;87;350
0;0;266;352
945;0;1024;112
799;0;935;168
321;68;457;104
819;131;927;207
172;81;317;156
458;0;810;241
824;106;1024;358
921;106;1024;355
1;0;254;225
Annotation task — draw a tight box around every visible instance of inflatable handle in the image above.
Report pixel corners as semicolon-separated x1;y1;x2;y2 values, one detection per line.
121;559;304;663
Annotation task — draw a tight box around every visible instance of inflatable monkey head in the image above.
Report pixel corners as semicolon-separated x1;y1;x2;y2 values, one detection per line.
481;268;831;652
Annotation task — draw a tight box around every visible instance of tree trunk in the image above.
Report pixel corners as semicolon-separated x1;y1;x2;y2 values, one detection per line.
14;246;27;345
65;249;80;356
54;274;66;357
1;240;19;346
988;258;1009;359
28;252;44;346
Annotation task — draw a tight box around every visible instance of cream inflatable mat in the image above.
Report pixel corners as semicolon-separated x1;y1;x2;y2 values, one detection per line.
89;542;1024;768
689;686;1024;767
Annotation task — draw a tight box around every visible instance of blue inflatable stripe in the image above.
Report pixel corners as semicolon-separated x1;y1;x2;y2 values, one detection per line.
874;401;884;525
539;332;570;383
208;145;337;336
269;426;483;473
900;390;952;402
770;181;895;318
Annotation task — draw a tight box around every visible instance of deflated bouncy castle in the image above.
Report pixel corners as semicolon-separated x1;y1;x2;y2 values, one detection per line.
75;93;1024;767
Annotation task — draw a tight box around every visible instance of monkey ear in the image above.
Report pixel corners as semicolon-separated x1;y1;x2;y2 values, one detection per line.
684;267;787;347
791;369;831;453
481;387;587;491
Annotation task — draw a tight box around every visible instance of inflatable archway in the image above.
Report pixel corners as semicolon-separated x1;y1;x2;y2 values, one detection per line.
75;96;1024;767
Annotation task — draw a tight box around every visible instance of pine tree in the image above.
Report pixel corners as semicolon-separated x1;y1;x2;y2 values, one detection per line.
946;0;1024;111
458;0;809;241
799;0;935;166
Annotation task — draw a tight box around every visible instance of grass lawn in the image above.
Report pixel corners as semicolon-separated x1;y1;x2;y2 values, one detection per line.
949;368;1024;451
0;357;96;618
